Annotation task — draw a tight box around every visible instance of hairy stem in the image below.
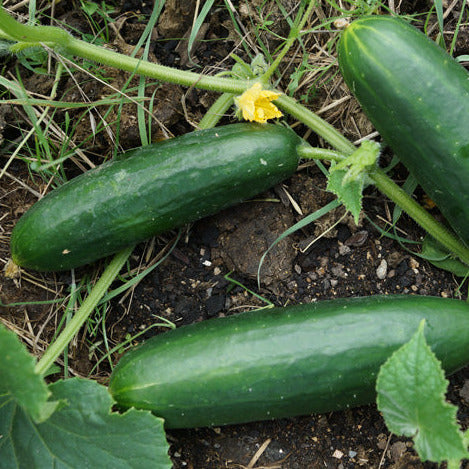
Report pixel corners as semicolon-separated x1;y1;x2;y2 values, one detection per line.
0;6;69;43
64;38;250;93
297;144;345;162
0;6;250;93
276;94;356;154
370;168;469;266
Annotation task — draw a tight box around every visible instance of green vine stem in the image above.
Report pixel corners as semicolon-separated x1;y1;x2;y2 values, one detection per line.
297;145;345;162
276;94;356;154
65;40;249;93
35;246;134;375
0;7;249;94
370;168;469;267
0;6;68;44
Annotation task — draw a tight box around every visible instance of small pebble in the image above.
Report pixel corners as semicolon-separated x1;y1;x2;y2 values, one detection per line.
206;295;225;316
459;380;469;402
344;230;368;247
332;449;344;459
338;244;351;255
390;441;407;461
376;259;388;280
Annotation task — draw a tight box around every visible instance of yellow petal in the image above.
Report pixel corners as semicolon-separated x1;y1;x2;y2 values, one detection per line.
241;101;256;121
259;89;281;100
235;83;282;123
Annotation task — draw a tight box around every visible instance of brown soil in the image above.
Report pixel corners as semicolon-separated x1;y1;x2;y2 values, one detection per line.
1;1;469;468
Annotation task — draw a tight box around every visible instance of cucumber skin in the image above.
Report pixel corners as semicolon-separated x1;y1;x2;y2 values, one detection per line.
10;123;301;271
338;16;469;246
109;295;469;429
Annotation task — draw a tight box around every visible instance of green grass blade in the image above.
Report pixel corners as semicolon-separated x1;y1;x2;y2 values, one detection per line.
135;0;166;146
188;0;216;65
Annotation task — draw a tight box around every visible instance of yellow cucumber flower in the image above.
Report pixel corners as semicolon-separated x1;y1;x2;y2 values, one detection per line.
235;82;283;123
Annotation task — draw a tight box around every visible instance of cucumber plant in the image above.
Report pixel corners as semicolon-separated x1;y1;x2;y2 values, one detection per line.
2;3;469;467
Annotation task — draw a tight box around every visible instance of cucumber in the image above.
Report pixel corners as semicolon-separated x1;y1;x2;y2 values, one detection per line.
10;123;301;271
109;295;469;429
338;16;469;246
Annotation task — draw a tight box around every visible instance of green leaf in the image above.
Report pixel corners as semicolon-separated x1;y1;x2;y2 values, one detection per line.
326;140;380;225
230;54;255;79
421;235;469;278
80;1;100;16
0;378;171;468
0;39;13;56
326;166;363;225
250;54;269;76
0;323;60;423
376;320;469;463
331;140;380;184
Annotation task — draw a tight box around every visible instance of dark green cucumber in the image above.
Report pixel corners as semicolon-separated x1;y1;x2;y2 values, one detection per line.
109;295;469;429
338;16;469;246
10;123;301;271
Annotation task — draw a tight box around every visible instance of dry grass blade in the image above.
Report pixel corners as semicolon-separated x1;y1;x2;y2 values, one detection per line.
228;437;289;469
